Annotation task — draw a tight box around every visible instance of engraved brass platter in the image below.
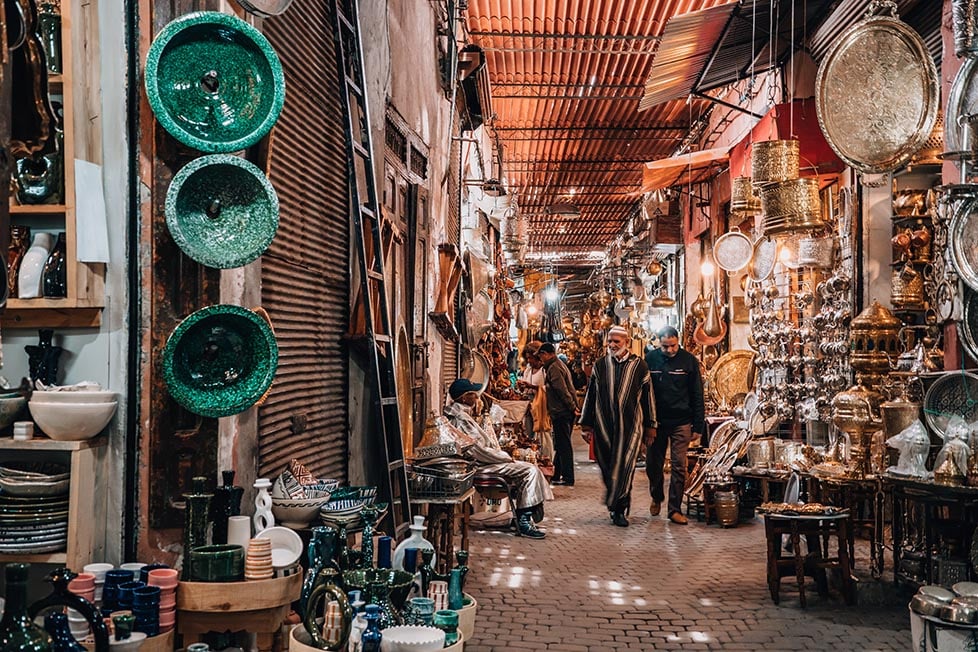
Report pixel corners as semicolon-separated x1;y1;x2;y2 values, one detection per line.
815;2;939;174
949;197;978;292
960;288;978;366
946;54;978;164
707;350;755;409
923;371;978;438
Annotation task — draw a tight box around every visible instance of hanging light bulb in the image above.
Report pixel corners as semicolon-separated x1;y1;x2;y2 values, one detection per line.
701;259;716;277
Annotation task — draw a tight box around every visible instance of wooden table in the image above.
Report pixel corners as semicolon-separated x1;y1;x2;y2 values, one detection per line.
763;511;855;608
177;574;301;652
410;487;476;574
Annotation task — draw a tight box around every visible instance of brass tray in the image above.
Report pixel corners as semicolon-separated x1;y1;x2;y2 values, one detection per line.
949;197;978;292
961;288;978;365
707;350;755;409
747;236;777;282
946;56;978;166
815;1;939;174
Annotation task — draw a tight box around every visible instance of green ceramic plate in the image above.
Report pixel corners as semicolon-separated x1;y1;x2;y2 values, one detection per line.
144;11;286;153
163;304;278;418
166;155;279;268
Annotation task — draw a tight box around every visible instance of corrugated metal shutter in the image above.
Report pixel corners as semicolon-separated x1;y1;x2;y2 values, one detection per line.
258;2;349;482
439;106;462;397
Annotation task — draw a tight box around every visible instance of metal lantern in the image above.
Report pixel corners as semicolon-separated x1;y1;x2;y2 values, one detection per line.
849;300;903;383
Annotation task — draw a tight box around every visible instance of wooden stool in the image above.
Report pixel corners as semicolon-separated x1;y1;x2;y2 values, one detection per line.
177;574;301;652
410;487;476;574
763;512;856;607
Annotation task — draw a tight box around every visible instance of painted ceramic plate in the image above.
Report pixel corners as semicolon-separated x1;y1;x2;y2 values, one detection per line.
163;304;278;418
923;371;978;438
144;11;286;152
166;155;279;269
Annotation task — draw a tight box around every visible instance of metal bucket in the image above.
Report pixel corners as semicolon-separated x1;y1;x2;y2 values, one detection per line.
759;178;823;235
752;140;800;186
714;491;740;527
797;234;836;268
731;176;761;214
890;264;925;310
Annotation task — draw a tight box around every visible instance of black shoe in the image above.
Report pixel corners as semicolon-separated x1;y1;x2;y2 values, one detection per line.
517;513;546;539
611;512;629;527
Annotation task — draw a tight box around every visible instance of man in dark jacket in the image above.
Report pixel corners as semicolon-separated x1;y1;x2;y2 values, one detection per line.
644;326;705;525
538;342;578;486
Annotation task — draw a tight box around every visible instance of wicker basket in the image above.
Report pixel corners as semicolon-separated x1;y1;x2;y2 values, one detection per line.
408;467;475;499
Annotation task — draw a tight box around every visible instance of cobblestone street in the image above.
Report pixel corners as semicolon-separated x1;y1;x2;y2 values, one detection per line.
464;439;911;651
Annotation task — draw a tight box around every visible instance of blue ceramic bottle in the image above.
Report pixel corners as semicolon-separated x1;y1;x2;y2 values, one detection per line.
360;605;382;652
448;568;464;611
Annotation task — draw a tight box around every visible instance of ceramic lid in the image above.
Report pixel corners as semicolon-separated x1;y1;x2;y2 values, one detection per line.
166;154;279;269
144;11;286;153
162;304;278;418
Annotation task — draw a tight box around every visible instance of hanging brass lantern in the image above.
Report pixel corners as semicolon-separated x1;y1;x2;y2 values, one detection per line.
650;287;676;308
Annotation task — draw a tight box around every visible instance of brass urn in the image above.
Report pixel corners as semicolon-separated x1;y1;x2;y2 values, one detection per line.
881;393;921;440
832;384;884;478
850;300;903;385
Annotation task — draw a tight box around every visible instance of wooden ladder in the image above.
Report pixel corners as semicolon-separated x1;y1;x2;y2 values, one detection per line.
333;0;411;536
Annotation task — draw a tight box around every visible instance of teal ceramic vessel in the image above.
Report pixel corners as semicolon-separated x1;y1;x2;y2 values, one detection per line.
162;304;278;418
144;11;285;153
189;544;245;582
165;155;279;269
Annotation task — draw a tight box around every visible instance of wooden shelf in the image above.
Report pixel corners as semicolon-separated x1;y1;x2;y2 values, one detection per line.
0;436;106;451
0;551;67;564
2;306;102;328
10;204;68;215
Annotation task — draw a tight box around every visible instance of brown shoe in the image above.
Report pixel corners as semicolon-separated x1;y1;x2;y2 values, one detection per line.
649;501;661;516
669;512;688;525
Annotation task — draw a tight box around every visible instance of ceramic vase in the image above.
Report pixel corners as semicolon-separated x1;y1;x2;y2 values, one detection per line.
25;329;63;388
448;569;464;611
0;563;53;651
18;232;55;299
300;525;338;618
43;612;83;652
26;567;110;651
211;470;244;545
37;3;62;74
253;478;274;532
358;504;382;570
302;568;351;649
454;550;469;590
8;225;30;299
364;578;401;629
360;605;382;652
392;515;435;572
433;609;460;647
377;536;392;569
41;232;66;298
182;477;214;580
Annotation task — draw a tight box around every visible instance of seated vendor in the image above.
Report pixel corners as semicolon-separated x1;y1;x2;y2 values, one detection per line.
444;378;552;539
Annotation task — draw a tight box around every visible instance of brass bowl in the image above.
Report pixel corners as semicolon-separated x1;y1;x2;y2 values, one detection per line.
752;140;800;185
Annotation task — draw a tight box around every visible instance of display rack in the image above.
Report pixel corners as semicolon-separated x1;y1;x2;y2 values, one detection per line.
7;0;105;328
0;436;107;571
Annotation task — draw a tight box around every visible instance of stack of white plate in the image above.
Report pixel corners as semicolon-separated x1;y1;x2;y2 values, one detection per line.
0;462;70;553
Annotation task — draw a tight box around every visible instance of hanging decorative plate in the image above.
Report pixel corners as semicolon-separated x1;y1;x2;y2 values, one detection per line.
713;228;753;272
946;56;978;166
707;350;755;409
950;198;978;292
960;288;978;364
163;304;279;418
923;371;978;438
165;155;279;269
144;11;286;153
747;236;777;282
814;0;939;174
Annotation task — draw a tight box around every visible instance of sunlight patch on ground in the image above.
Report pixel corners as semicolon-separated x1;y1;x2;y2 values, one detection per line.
699;598;716;606
507;566;524;588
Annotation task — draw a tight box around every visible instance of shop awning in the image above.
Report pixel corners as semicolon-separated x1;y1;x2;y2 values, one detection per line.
640;146;730;193
639;0;837;112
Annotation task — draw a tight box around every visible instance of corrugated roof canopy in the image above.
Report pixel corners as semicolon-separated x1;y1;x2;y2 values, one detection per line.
464;0;939;260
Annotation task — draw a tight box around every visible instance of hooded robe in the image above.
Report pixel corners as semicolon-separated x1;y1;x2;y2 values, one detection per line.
579;353;656;512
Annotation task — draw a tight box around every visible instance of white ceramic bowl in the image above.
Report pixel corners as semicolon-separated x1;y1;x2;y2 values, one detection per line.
28;401;118;441
379;625;446;652
255;526;303;569
271;496;331;528
30;390;117;404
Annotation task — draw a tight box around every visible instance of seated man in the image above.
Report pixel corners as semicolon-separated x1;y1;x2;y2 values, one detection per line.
444;378;551;539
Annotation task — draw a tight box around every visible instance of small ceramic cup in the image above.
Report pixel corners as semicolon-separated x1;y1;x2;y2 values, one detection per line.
112;613;135;641
146;568;179;590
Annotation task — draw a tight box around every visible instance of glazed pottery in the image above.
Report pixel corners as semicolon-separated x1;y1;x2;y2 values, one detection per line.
182;477;214;580
189;544;244;582
27;567;110;651
253;478;274;532
27;400;118;441
210;470;244;545
44;611;84;652
18;233;55;299
25;329;62;387
342;568;414;611
302;568;351;650
41;232;66;298
0;563;53;651
300;526;339;618
8;225;31;299
392;515;434;572
432;610;459;647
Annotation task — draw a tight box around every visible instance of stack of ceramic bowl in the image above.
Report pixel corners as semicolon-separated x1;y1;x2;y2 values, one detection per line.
28;389;118;441
0;461;70;554
255;526;303;577
146;568;178;633
83;563;114;603
428;580;448;611
0;460;69;496
245;538;274;580
67;572;96;603
132;585;160;636
270;470;337;530
100;569;135;612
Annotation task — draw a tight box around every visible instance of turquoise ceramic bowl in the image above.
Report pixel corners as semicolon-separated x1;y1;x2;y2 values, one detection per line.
162;304;278;418
144;11;285;152
165;155;279;269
